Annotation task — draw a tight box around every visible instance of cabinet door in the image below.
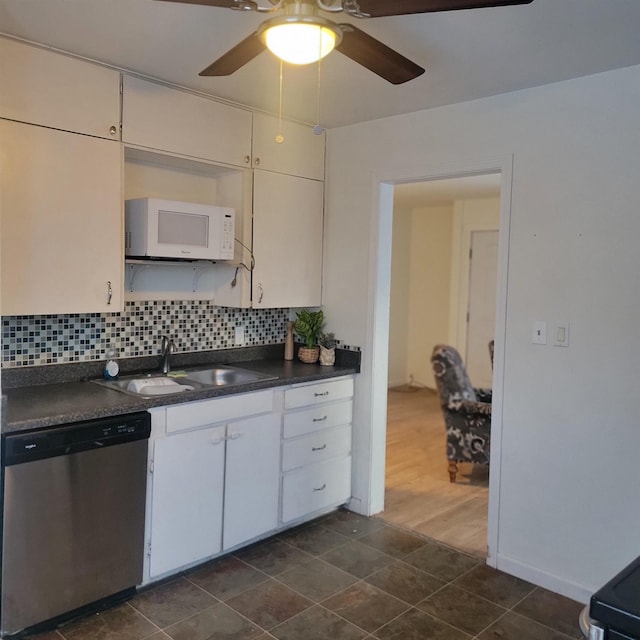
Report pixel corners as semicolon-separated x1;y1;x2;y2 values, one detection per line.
223;413;281;550
122;75;252;167
252;170;323;308
252;112;325;180
0;36;120;140
149;426;226;578
0;119;123;315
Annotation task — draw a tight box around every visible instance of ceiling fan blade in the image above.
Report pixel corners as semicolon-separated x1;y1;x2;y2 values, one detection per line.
154;0;257;9
336;24;424;84
351;0;533;18
199;32;265;76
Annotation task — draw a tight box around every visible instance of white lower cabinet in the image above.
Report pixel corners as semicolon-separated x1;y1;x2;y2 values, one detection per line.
280;377;354;524
149;425;226;578
144;377;354;584
223;413;280;550
282;456;352;524
146;391;279;581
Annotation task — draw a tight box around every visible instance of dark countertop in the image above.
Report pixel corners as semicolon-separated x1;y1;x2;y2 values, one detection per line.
2;345;360;434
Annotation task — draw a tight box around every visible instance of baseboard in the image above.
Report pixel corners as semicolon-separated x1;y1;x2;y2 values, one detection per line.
495;553;592;604
387;378;435;391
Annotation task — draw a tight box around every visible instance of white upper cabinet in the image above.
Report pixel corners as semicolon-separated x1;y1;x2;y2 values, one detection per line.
252;112;325;181
0;36;120;140
252;170;324;308
122;75;252;167
0;119;123;316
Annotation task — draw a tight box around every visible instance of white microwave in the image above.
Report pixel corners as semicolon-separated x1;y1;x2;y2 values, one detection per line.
125;198;235;261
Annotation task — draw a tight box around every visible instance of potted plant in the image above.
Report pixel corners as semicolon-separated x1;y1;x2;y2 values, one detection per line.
294;309;324;364
318;332;337;366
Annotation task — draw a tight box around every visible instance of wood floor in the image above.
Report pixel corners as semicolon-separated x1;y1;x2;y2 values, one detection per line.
379;386;489;558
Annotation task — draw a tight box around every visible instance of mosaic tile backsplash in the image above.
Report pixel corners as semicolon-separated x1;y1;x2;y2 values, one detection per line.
2;301;291;368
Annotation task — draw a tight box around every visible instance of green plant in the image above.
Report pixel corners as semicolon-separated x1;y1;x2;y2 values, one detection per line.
294;309;324;349
319;332;337;349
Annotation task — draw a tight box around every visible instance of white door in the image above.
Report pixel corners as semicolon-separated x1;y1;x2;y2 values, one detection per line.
466;230;498;388
149;426;225;577
223;413;281;550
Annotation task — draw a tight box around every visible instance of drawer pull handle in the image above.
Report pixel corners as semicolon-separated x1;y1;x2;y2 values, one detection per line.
314;391;329;397
211;437;224;445
312;444;327;452
313;416;327;423
313;483;327;492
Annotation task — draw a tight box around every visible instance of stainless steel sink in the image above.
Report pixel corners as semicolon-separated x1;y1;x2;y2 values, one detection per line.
92;365;276;397
180;365;275;387
93;373;208;398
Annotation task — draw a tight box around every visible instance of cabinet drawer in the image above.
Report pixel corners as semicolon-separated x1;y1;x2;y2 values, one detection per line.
281;456;351;523
282;425;351;472
166;390;274;433
283;401;352;439
284;378;354;410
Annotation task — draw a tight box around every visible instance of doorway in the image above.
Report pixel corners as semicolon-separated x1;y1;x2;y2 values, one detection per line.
379;174;501;558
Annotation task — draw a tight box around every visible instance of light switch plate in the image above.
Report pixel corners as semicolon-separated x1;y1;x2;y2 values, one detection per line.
532;320;547;345
234;326;245;345
554;323;570;347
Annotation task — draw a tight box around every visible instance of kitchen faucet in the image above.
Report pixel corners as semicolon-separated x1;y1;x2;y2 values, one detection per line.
160;335;176;374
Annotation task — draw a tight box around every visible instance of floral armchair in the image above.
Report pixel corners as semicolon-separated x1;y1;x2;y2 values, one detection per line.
430;344;491;482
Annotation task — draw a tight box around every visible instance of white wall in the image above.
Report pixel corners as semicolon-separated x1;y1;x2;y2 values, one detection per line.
408;206;453;388
388;206;411;387
389;204;453;388
323;64;640;603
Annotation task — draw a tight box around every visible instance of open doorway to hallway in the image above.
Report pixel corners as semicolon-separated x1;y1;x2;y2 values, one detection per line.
378;173;501;559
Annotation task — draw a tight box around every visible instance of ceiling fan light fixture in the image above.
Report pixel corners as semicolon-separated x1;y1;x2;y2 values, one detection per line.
258;15;342;65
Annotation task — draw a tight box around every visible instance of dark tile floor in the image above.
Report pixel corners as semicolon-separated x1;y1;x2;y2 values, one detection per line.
33;511;585;640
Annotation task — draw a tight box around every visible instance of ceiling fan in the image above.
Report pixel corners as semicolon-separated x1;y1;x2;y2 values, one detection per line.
156;0;534;85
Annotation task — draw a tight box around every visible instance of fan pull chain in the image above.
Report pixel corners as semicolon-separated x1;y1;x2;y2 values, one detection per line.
275;59;284;144
314;33;324;136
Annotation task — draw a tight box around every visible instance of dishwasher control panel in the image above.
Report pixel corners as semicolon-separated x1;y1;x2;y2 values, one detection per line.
3;411;151;465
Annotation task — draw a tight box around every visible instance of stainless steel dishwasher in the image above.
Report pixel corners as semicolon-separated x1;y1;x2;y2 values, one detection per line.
1;411;151;637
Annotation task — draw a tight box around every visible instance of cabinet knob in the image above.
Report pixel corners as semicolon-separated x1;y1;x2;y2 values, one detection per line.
211;437;224;445
106;281;112;305
257;283;264;304
254;157;261;166
244;155;250;164
109;125;117;137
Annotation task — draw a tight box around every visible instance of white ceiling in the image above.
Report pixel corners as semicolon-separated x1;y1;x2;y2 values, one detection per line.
1;0;640;128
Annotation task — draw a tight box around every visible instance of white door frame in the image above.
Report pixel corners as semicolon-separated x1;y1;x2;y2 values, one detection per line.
366;155;513;566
